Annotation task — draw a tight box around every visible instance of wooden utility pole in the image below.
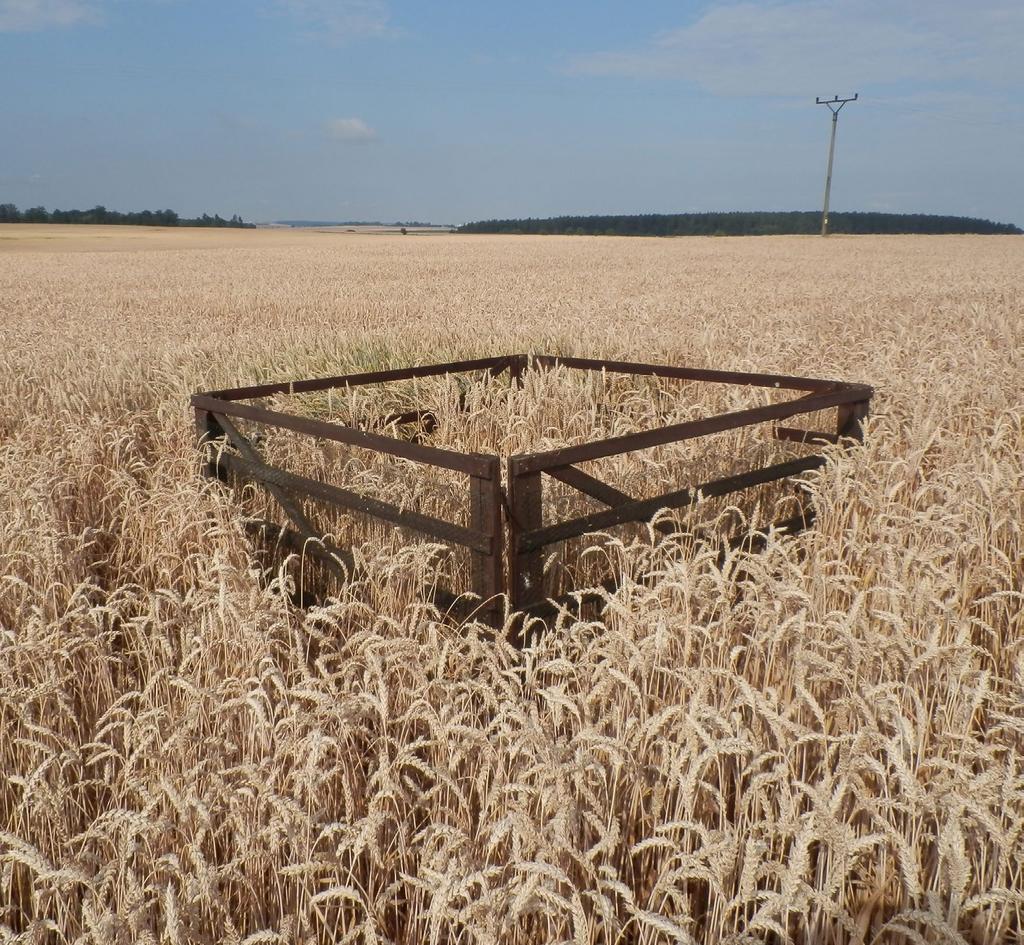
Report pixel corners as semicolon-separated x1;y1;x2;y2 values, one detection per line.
816;94;857;236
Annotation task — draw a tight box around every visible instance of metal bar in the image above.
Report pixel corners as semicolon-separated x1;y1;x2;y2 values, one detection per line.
531;354;844;392
774;426;841;446
547;465;676;536
514;504;818;626
518;454;827;552
508;353;528;388
510;385;870;475
212;413;356;574
191;393;495;476
546;464;635;507
202;356;511;402
469;456;505;625
220;453;492;553
508;467;544;612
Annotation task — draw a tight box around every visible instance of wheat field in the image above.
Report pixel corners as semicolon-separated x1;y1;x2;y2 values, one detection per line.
1;228;1022;944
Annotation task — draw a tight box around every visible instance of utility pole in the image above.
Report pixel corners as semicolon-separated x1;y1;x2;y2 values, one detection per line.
816;93;857;236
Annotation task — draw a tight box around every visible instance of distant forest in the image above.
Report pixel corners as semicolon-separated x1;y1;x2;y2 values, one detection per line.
458;211;1023;237
0;203;254;228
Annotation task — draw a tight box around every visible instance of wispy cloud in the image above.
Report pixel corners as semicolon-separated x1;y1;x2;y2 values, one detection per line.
274;0;391;43
0;0;98;31
568;1;1024;98
324;117;377;142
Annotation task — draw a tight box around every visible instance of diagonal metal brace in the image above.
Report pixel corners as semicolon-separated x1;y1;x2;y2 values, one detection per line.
547;465;675;536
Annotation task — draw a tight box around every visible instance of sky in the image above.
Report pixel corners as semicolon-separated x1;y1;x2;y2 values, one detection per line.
2;0;1022;225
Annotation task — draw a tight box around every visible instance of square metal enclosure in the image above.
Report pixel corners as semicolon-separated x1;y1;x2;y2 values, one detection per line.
192;354;872;631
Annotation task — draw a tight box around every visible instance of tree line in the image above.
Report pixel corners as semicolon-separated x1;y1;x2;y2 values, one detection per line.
458;211;1022;237
0;203;254;228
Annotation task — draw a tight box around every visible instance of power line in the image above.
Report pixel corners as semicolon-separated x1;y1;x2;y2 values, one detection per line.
816;93;857;237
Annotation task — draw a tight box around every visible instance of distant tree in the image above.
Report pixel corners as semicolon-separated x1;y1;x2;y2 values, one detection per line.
0;202;250;230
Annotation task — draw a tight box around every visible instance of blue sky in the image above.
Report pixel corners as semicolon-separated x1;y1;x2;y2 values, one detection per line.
2;0;1022;225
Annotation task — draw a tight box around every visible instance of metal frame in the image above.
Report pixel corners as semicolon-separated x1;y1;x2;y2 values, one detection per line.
192;354;872;629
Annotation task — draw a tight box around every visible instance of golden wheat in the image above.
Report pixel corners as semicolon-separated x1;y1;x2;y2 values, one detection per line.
1;229;1022;943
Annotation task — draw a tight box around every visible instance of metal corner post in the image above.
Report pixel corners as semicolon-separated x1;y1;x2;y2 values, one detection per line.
837;396;871;441
468;456;505;627
507;459;544;612
195;408;226;480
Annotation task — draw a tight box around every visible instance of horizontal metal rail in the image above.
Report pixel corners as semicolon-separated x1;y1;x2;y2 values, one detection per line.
202;355;512;402
192;393;495;476
509;384;870;475
220;453;493;553
517;454;827;552
512;504;819;631
532;354;845;392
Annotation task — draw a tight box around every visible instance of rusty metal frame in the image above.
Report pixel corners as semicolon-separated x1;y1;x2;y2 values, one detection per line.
191;353;872;630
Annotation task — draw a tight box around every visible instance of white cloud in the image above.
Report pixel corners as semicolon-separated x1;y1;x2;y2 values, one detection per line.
568;1;1024;98
274;0;390;43
1;0;394;38
324;117;377;142
0;0;97;30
